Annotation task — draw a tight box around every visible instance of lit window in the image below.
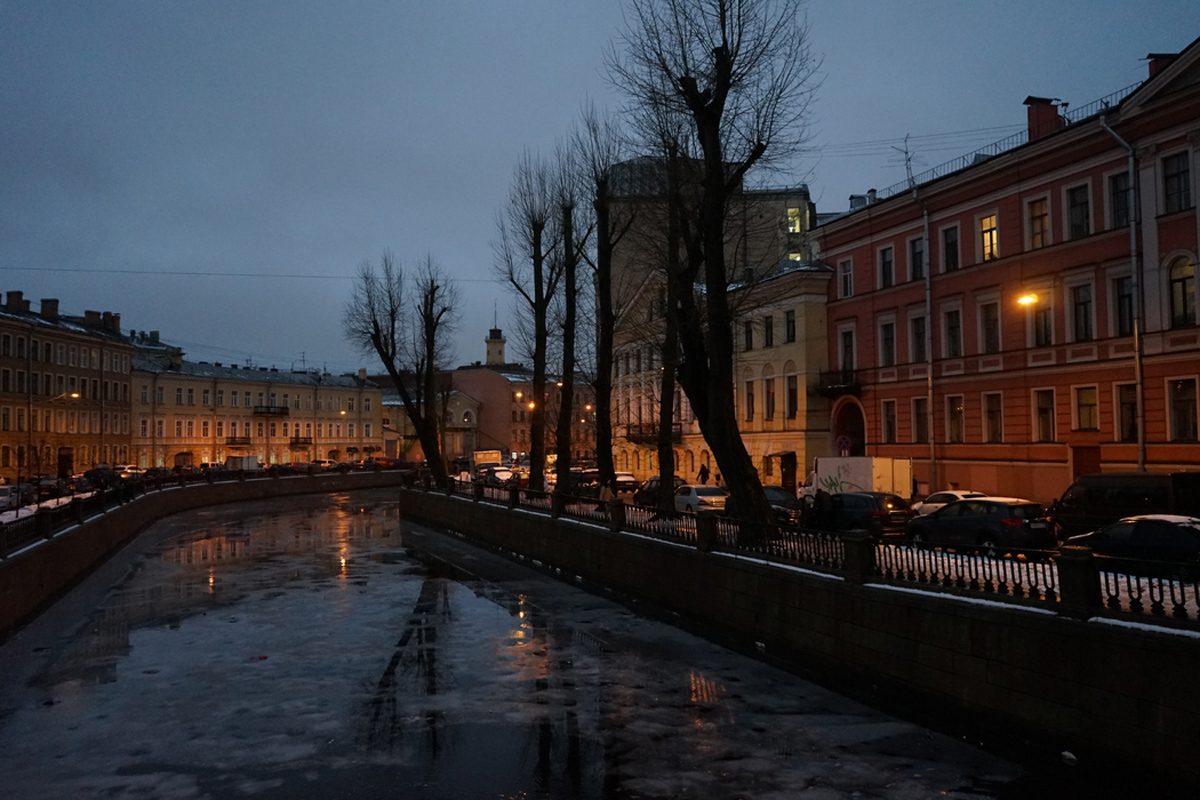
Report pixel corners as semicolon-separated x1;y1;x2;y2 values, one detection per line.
1075;386;1098;431
786;206;803;233
1029;198;1049;249
980;214;998;261
946;395;964;443
1035;389;1056;442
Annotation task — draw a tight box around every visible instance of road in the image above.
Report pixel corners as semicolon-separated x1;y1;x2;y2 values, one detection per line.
0;488;1176;799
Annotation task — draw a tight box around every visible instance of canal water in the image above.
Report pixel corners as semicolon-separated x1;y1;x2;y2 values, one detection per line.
0;489;1160;798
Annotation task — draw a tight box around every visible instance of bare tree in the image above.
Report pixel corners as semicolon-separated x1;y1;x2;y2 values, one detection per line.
343;251;460;482
495;151;563;492
608;0;818;527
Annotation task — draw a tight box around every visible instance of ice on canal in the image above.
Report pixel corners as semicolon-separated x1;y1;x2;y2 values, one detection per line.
0;489;1023;799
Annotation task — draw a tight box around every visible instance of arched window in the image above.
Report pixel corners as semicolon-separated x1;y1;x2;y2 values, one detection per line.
1170;258;1196;328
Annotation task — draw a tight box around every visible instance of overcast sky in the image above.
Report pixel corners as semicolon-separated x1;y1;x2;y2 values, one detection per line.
2;1;1195;374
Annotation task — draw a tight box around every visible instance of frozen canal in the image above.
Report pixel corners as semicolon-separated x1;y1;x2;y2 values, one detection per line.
0;489;1148;798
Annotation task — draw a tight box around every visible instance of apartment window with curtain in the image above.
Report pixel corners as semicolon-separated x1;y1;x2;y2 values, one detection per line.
1034;305;1053;347
1028;198;1049;248
946;395;964;443
1075;386;1098;431
980;214;998;261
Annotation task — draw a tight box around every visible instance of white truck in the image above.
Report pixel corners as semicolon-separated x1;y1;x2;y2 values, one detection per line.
224;455;263;472
472;449;505;478
800;457;912;499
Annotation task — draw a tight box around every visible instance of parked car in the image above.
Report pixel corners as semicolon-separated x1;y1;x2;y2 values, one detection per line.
633;475;685;507
906;497;1055;554
113;464;144;479
36;475;69;501
310;459;336;471
1063;515;1200;578
762;485;804;526
674;484;729;515
144;467;175;480
481;467;515;487
911;490;989;516
613;472;639;495
0;485;20;511
84;466;121;489
1047;472;1200;539
812;491;913;537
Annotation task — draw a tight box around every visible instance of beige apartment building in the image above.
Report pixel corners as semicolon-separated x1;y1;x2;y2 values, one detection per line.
132;335;383;468
0;292;135;483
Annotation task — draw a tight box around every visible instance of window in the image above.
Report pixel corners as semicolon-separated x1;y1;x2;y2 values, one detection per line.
984;393;1003;443
743;321;754;351
140;418;149;437
1163;152;1192;214
202;389;210;406
1112;275;1134;337
980;302;1000;354
979;214;998;261
879;247;894;288
1169;259;1195;328
944;309;962;358
764;378;775;420
784;310;796;343
909;237;925;281
786;375;798;419
839;329;855;371
879;321;895;367
1109;171;1131;229
1072;284;1094;342
1169;378;1197;441
186;388;195;406
745;381;755;422
946;395;964;443
910;315;927;363
1117;383;1138;443
1035;389;1056;442
1033;304;1053;348
762;316;774;347
912;397;929;443
1029;198;1049;249
838;260;853;298
155;386;164;404
787;206;803;233
1075;386;1098;431
175;388;183;405
175;420;183;437
942;226;959;272
881;400;897;444
216;390;225;407
1066;185;1090;239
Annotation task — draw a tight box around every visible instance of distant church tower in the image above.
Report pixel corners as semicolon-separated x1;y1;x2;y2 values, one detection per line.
485;327;506;366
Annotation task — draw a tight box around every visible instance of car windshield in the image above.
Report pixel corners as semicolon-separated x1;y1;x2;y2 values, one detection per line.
695;487;727;497
763;487;791;502
1005;503;1044;519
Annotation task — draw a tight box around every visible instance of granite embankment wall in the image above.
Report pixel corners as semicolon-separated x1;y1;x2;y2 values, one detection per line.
0;472;402;635
397;487;1200;784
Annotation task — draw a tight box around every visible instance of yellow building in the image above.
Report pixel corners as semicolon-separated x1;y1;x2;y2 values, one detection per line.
132;335;382;468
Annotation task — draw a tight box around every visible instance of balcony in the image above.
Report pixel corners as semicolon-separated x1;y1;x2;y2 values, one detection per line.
817;369;862;398
623;423;682;444
253;405;290;416
289;436;314;446
225;436;252;446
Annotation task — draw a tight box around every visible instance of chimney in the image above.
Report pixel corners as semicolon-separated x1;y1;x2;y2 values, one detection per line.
849;194;868;211
5;291;23;312
867;188;877;204
1024;96;1064;140
150;331;159;344
40;298;59;319
1146;52;1178;79
85;310;101;325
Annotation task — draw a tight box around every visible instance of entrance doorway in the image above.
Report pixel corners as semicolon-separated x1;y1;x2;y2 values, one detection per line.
833;402;866;456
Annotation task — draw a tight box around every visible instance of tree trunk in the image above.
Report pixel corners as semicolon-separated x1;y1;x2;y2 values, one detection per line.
555;203;578;492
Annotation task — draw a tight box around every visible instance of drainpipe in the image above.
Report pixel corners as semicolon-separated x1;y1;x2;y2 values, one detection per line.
1099;115;1146;472
914;189;937;493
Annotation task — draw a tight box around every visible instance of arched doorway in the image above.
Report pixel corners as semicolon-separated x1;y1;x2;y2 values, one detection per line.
832;400;866;456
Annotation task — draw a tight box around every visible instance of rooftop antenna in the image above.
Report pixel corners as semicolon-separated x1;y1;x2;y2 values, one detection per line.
892;134;916;189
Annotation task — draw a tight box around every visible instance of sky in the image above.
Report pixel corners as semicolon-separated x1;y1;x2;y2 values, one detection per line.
2;1;1196;375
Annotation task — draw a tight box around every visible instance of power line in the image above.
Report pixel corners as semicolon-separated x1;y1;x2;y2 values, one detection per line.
3;265;502;282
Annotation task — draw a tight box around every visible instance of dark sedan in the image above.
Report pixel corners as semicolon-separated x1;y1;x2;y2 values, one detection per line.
811;491;913;537
1064;515;1200;578
906;497;1055;554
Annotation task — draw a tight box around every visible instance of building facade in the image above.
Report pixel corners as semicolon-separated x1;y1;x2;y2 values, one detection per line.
815;41;1200;504
133;337;383;468
0;292;135;483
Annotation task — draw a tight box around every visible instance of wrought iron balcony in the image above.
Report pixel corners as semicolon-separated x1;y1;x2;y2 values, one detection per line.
253;405;290;416
817;369;862;398
289;436;314;446
225;436;252;446
623;422;682;444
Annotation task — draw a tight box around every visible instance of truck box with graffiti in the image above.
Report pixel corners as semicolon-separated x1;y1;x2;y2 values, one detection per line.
799;457;912;499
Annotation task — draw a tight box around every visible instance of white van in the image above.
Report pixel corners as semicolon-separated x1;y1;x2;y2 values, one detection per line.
0;485;19;511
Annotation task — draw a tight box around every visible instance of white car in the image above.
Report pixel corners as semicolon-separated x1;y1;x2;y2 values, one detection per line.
674;484;729;515
911;490;988;516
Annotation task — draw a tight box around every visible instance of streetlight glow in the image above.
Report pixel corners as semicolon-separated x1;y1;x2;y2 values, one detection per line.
1017;293;1038;306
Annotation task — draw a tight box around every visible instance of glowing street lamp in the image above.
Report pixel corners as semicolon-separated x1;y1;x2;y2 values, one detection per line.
1017;293;1039;306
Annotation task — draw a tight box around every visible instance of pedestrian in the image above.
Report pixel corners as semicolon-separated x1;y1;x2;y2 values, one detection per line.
596;479;615;512
697;463;709;485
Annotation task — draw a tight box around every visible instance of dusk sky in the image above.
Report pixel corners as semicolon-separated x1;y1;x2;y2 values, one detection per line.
2;1;1195;374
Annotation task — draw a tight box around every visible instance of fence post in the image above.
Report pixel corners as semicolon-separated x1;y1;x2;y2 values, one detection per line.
1054;545;1102;618
37;506;52;540
840;529;875;582
695;514;719;552
473;482;484;502
551;492;566;518
608;499;625;532
508;484;520;509
73;497;85;524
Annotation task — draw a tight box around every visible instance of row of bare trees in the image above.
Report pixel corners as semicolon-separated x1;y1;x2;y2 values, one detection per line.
345;0;818;525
